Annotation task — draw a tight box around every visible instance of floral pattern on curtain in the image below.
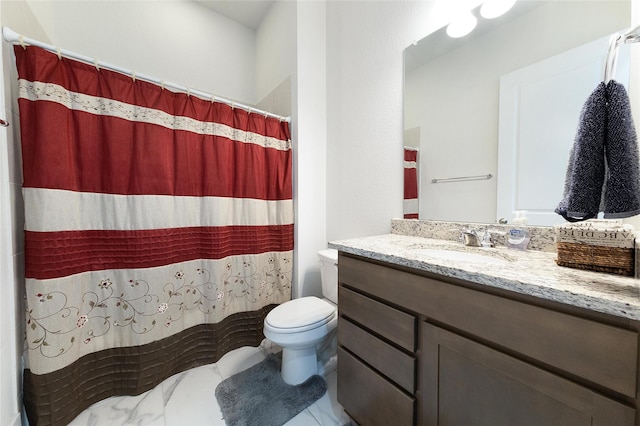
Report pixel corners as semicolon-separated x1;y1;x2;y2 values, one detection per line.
15;45;293;425
404;147;419;219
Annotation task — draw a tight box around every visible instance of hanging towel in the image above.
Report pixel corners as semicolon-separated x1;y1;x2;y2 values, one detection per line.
602;80;640;217
556;82;608;221
556;80;640;221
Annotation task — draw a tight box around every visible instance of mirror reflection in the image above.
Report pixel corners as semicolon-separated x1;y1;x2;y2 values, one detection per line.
404;0;631;226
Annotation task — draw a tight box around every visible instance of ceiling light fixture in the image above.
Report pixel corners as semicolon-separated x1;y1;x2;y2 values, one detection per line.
446;10;478;38
480;0;517;19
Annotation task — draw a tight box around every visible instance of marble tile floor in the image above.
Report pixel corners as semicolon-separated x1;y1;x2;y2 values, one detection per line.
68;344;351;426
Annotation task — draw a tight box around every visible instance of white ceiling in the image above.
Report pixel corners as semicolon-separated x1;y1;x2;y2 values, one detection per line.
195;1;275;30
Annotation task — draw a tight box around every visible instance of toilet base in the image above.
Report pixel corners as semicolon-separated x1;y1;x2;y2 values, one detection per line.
281;346;318;385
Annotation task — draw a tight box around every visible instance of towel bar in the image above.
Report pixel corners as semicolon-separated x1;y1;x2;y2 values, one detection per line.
431;173;493;184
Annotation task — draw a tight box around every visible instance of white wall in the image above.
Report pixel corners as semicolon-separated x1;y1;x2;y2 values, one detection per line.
293;0;327;297
325;0;440;241
256;0;296;105
255;2;294;119
38;1;257;103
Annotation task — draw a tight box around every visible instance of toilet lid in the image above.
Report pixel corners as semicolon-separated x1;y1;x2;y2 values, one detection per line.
265;296;336;332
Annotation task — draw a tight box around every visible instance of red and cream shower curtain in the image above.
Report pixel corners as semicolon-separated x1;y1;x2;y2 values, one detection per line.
15;45;293;425
404;147;419;219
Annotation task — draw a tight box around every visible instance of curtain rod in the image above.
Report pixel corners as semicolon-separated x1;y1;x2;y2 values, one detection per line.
2;27;291;123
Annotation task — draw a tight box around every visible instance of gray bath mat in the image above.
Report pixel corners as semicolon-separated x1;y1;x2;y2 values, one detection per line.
215;353;327;426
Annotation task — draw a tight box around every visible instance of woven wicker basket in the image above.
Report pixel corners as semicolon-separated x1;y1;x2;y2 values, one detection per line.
556;241;634;276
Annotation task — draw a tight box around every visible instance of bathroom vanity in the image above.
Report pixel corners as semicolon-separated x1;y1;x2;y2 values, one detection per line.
331;230;640;426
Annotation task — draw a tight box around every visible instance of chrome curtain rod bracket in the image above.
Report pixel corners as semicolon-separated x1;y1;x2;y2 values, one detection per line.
431;173;493;184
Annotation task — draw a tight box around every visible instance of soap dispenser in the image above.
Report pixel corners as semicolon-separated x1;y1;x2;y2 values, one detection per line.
507;211;530;250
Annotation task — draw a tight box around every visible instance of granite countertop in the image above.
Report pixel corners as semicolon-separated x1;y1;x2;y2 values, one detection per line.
329;233;640;321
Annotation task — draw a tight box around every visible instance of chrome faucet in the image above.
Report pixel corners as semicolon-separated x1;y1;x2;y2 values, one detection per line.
461;228;504;247
461;229;481;247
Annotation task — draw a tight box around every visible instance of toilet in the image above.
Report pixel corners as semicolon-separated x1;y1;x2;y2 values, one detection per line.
263;249;338;385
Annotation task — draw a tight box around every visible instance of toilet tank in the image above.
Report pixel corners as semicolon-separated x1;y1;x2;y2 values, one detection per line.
318;249;338;304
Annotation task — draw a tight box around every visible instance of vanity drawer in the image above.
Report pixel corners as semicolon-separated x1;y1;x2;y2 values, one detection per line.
339;286;416;352
338;317;415;393
338;347;415;426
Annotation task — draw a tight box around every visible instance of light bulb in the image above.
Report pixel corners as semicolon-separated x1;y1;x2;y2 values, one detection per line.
446;11;478;38
480;0;517;19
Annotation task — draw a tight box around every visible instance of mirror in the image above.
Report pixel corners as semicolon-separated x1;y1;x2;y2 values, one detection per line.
404;0;631;226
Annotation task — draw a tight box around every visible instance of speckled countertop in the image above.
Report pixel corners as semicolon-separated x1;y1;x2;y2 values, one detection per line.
329;233;640;321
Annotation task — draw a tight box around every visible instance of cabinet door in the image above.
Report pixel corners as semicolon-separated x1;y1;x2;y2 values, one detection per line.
420;323;635;426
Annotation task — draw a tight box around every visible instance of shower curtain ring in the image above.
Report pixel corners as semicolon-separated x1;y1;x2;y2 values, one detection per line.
0;118;9;127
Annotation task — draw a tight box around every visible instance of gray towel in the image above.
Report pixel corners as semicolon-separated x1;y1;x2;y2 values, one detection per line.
556;80;640;222
556;82;607;221
602;80;640;217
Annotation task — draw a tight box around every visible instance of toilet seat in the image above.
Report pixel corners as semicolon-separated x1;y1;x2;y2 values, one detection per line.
265;296;336;334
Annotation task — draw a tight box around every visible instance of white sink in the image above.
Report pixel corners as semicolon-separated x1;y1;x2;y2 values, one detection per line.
412;248;508;265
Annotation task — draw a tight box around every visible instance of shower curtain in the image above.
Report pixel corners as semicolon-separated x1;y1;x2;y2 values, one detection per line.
404;147;418;219
15;45;293;425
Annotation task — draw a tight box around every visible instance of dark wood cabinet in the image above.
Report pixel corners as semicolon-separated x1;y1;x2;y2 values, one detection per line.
421;322;635;426
336;252;639;426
